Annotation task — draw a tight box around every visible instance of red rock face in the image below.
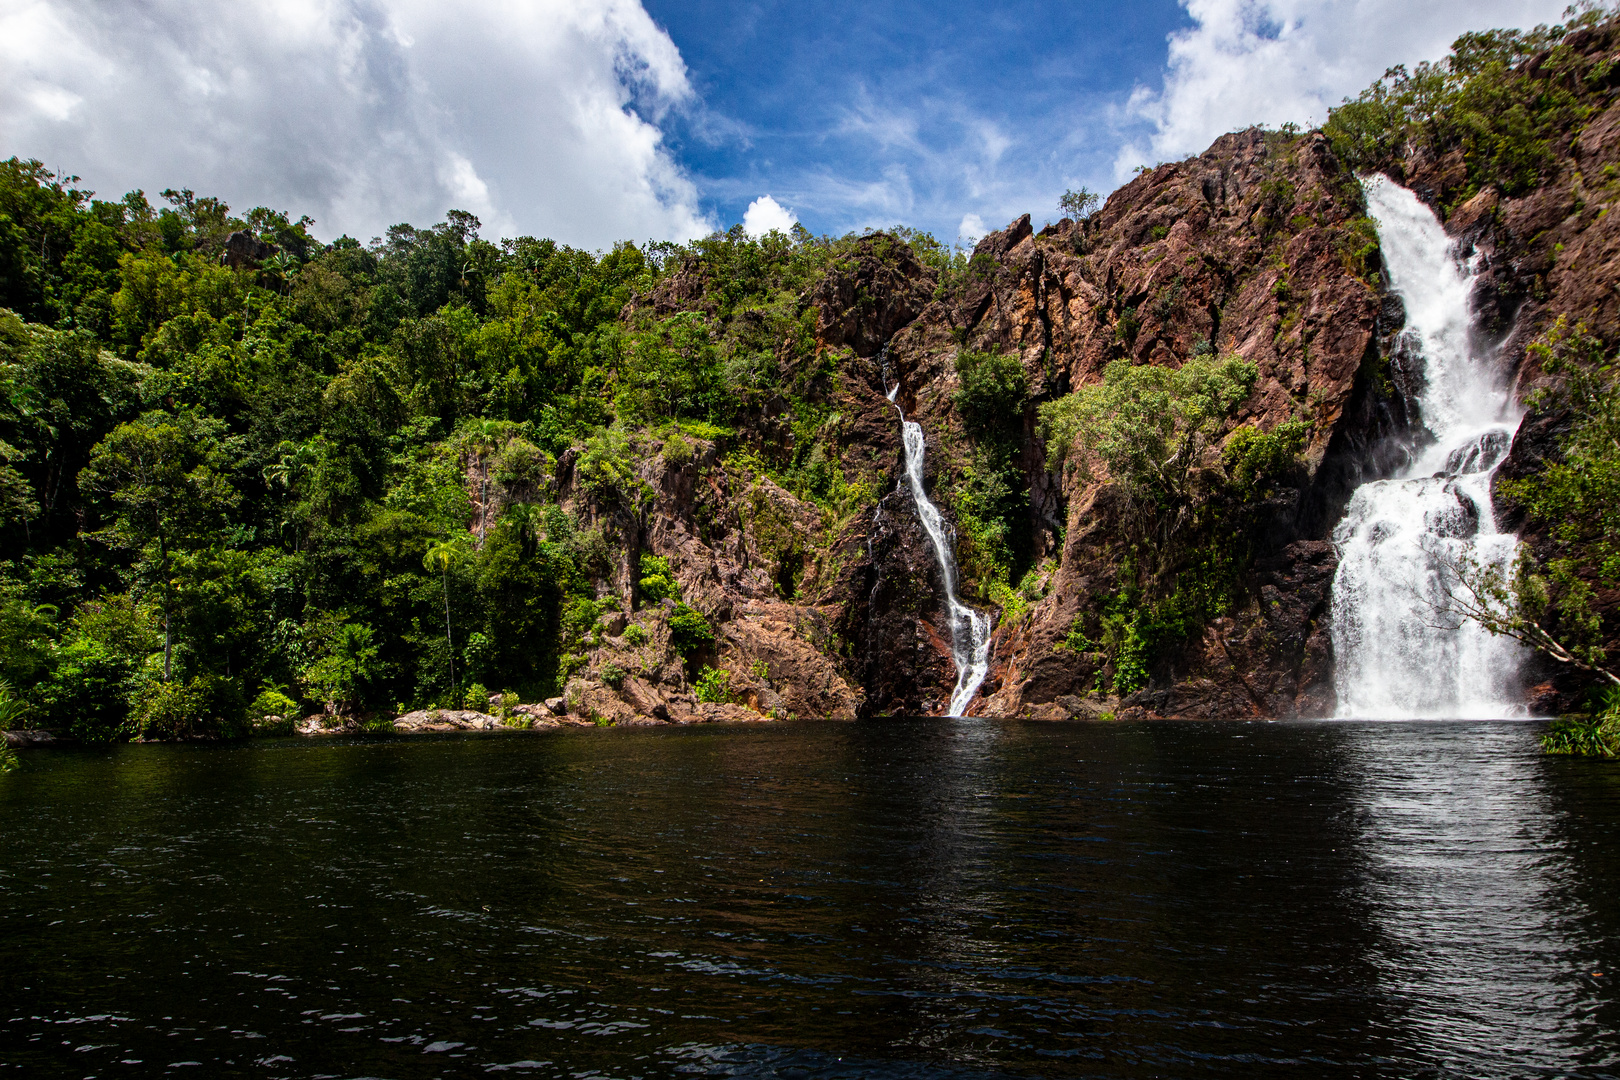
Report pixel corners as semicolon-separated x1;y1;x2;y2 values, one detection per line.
856;128;1396;719
568;127;1408;721
576;27;1620;721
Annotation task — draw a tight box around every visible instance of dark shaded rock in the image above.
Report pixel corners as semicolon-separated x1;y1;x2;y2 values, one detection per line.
806;233;937;358
4;729;60;747
221;231;277;269
855;486;956;715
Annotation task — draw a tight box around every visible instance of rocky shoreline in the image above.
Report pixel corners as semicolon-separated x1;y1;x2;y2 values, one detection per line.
283;697;773;736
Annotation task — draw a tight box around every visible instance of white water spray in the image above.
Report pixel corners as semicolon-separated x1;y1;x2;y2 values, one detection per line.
884;374;994;716
1330;176;1526;718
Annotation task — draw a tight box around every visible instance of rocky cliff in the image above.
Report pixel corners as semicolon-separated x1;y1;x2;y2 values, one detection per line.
533;129;1376;722
543;21;1620;724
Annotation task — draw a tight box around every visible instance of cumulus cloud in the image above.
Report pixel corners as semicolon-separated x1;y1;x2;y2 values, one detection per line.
0;0;713;246
741;194;796;237
957;213;988;246
1115;0;1573;180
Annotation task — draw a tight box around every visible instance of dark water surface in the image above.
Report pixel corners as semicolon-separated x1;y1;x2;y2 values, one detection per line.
3;719;1619;1078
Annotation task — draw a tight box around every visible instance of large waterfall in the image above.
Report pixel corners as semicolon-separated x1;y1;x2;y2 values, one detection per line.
1330;176;1526;718
884;379;993;716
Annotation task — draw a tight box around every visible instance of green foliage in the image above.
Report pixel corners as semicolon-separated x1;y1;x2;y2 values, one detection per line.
1114;306;1141;345
0;582;56;688
1036;357;1290;693
1322;10;1610;198
1059;188;1101;220
0;155;972;736
463;681;490;711
1335;216;1383;285
0;678;28;729
949;348;1033;598
462;630;495;682
598;663;626;690
1223;419;1310;495
618;313;729;423
249;686;299;719
577;426;651;511
694;665;733;703
1039;355;1258;569
1543;691;1620;756
989;563;1051;621
622;624;649;646
33;595;156;742
302;621;380;713
1053;614;1095;654
1505;320;1620;587
495;688;521;725
1110;620;1151;695
1077;542;1245;695
667;602;714;658
988;580;1028;621
953;349;1027;441
661;431;694;467
639;553;679;604
1438;320;1620;722
131;672;247;741
951;448;1025;600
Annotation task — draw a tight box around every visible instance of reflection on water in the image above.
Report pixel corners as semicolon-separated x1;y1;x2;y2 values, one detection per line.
1;720;1617;1078
1338;723;1616;1071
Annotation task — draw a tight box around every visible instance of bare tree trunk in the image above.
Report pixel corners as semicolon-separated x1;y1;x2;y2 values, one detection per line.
161;537;172;682
442;569;456;701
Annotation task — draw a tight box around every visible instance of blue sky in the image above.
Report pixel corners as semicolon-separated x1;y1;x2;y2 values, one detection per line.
642;0;1193;241
0;0;1578;249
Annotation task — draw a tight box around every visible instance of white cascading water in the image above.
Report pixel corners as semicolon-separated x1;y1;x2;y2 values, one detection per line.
884;378;994;716
1330;176;1526;718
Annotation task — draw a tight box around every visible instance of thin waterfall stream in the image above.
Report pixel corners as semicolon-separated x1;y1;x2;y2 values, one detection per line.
883;364;993;715
1330;176;1527;718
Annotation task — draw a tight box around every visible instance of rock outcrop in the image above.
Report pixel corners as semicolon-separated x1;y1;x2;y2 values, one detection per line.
522;25;1620;721
221;230;278;269
527;126;1395;721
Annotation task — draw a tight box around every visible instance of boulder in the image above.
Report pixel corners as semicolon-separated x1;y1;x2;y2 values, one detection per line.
3;729;59;747
221;230;278;269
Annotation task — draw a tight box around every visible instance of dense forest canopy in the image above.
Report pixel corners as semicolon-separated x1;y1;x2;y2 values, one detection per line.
4;7;1620;749
0;158;971;740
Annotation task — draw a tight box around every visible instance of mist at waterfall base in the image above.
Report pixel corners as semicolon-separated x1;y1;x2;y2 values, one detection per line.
1330;176;1528;719
885;375;993;716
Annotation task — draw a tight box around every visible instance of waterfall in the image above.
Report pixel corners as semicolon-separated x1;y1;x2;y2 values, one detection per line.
1330;176;1527;718
883;373;994;716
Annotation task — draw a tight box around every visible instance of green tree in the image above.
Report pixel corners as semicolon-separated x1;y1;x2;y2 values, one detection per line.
668;602;713;662
1431;320;1620;752
1222;419;1310;496
1321;10;1609;198
638;553;678;604
1039;356;1257;574
1059;188;1100;221
953;348;1027;443
81;411;239;681
423;533;474;702
303;622;381;714
0;580;55;688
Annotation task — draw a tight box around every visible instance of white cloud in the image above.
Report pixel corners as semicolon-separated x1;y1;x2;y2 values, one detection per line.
0;0;713;247
958;213;987;245
741;194;796;237
1115;0;1574;180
